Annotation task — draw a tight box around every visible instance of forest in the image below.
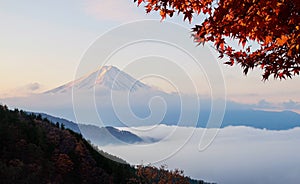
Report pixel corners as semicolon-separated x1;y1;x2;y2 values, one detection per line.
0;105;211;184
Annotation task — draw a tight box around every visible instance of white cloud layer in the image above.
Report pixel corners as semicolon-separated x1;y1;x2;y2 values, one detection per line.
101;125;300;184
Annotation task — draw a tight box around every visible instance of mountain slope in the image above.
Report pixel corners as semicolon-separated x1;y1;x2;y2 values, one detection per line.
79;125;143;146
0;106;135;184
45;66;151;94
35;112;81;133
0;105;210;184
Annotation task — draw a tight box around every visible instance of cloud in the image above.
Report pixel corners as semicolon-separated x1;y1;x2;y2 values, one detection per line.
25;82;41;91
83;0;145;22
0;82;44;98
282;100;300;109
257;99;273;108
101;125;300;184
249;99;300;113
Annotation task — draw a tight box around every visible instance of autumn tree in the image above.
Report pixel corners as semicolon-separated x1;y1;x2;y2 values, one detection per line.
135;0;300;80
54;153;74;175
128;165;190;184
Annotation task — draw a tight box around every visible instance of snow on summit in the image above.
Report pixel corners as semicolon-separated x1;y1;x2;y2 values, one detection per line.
45;66;151;94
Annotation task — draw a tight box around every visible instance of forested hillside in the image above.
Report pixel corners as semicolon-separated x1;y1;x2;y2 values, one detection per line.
0;105;211;184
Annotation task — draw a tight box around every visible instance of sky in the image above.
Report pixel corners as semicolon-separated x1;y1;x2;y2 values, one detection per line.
0;0;300;112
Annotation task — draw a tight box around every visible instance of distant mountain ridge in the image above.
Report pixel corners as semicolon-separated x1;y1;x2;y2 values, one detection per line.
37;109;300;139
36;112;144;145
193;109;300;130
45;66;151;94
79;125;143;146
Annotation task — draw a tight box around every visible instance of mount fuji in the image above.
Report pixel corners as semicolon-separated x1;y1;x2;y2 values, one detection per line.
2;65;300;130
45;66;152;94
39;65;171;127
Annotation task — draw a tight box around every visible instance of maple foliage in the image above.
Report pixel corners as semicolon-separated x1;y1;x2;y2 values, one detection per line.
134;0;300;80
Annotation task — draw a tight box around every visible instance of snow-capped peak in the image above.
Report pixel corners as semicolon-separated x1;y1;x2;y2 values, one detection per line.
45;66;150;94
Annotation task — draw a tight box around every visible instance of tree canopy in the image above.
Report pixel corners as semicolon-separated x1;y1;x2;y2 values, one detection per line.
135;0;300;80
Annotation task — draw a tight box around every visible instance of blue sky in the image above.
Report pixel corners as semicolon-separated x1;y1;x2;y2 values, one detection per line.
1;0;300;112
